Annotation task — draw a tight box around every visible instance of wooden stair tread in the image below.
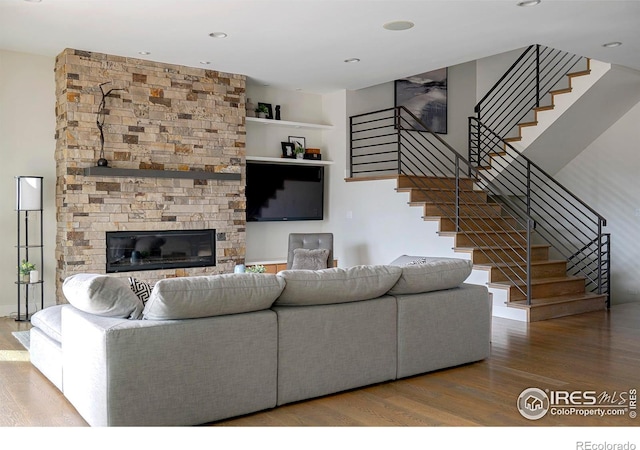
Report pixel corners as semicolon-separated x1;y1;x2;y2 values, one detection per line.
474;259;566;270
439;230;525;237
397;175;476;184
519;121;538;128
455;243;549;251
567;69;591;78
396;187;480;193
488;275;584;288
507;292;606;309
533;105;555;112
409;200;498;206
504;137;521;142
510;292;606;321
435;215;518;220
550;87;572;95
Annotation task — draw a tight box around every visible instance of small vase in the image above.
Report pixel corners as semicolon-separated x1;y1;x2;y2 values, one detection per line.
22;274;30;283
257;112;267;119
29;270;39;283
296;153;304;159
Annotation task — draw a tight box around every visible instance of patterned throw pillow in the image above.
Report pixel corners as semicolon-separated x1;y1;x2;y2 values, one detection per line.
128;277;153;305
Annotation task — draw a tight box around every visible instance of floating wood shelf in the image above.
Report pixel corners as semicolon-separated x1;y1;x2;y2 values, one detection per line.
246;156;333;166
83;166;241;181
246;117;333;130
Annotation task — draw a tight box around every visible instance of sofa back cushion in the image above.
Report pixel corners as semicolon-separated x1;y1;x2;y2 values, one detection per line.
388;255;472;295
62;273;144;319
275;265;402;306
142;273;285;320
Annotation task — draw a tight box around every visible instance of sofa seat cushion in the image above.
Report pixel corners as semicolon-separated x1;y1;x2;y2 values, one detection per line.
62;274;144;319
142;273;286;320
30;304;67;343
275;265;402;306
388;255;472;295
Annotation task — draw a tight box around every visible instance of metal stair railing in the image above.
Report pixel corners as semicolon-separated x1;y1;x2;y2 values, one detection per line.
350;106;536;303
473;44;587;151
469;43;608;306
469;117;610;306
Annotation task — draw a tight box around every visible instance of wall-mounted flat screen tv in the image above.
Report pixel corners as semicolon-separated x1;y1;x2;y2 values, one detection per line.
246;162;324;221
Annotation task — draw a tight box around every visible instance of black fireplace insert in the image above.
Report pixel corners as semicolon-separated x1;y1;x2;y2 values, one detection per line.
106;229;216;273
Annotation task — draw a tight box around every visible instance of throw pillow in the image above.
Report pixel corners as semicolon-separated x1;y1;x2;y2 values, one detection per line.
128;277;153;305
291;248;329;270
62;273;144;319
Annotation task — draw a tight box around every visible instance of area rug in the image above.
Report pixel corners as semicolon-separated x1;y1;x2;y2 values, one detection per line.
0;349;30;361
1;331;30;361
12;330;30;350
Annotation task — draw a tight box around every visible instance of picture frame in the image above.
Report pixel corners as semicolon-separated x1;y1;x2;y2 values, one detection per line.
281;142;295;158
258;102;273;119
394;67;447;134
288;136;306;151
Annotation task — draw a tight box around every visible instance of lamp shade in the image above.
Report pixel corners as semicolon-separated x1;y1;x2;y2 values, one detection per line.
16;176;43;211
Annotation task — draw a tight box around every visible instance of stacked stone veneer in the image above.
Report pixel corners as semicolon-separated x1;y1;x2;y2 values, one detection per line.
54;48;246;300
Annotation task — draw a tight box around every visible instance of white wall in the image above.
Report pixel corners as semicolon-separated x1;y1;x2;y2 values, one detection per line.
475;47;525;103
554;101;640;305
0;50;57;317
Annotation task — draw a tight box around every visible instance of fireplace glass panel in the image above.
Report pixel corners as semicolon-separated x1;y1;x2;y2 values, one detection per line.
106;229;216;273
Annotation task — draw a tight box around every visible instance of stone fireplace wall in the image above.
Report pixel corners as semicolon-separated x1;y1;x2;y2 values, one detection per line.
54;49;246;300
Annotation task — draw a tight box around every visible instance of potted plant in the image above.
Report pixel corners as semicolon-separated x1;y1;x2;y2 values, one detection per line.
255;104;269;119
19;259;36;283
293;144;305;159
245;264;266;273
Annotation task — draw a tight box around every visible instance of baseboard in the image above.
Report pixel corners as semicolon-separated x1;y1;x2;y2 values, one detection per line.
0;301;56;320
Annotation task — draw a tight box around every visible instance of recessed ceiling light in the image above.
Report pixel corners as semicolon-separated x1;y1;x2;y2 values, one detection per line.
138;51;151;55
209;32;228;39
200;61;211;65
344;58;361;63
23;0;42;3
517;0;541;6
602;41;622;48
383;21;414;31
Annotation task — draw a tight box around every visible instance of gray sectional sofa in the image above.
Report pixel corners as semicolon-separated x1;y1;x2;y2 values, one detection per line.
29;257;491;426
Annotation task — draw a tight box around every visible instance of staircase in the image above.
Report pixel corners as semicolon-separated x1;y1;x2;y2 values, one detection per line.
395;174;607;322
349;45;610;322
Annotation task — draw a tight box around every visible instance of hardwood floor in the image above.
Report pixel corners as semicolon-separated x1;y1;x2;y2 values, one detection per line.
1;303;639;428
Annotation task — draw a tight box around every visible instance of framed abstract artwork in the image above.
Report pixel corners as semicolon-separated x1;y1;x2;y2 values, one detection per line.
394;67;447;134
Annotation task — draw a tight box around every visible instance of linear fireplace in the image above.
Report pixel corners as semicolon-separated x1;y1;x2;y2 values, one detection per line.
106;229;216;273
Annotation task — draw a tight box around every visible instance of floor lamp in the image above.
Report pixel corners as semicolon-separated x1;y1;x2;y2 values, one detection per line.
16;176;44;322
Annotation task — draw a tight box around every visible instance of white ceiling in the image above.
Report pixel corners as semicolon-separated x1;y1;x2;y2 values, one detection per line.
1;0;639;94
